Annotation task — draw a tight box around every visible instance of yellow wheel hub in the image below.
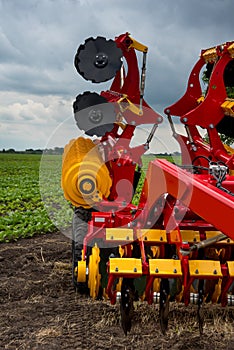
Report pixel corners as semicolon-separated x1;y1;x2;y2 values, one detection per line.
77;260;86;283
88;245;101;298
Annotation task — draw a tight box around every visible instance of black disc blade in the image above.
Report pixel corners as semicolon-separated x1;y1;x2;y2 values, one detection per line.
73;91;116;136
74;36;123;83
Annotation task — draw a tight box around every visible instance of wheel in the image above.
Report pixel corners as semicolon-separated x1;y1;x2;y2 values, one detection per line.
72;207;93;293
88;245;101;298
72;239;79;288
72;240;89;294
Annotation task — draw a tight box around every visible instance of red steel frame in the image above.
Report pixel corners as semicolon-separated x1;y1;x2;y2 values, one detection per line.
165;41;234;169
78;36;234;307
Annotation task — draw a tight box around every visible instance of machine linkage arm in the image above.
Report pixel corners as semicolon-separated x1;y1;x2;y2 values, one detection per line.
180;232;227;256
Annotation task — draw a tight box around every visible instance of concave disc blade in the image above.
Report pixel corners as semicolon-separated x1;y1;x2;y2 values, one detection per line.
73;91;116;136
74;36;123;83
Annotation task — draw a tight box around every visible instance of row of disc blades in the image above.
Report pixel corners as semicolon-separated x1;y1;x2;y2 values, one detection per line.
73;36;123;136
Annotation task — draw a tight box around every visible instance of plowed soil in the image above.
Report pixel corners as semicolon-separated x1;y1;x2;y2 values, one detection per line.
0;232;233;350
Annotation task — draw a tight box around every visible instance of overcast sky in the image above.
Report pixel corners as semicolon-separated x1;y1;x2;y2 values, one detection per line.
0;0;233;152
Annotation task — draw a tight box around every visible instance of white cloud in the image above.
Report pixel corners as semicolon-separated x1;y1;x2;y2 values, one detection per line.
0;0;233;150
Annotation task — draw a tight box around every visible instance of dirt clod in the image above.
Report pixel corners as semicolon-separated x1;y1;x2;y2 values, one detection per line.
0;232;233;349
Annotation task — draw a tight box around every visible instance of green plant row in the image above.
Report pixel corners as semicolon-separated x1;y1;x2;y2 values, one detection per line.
0;153;179;242
0;154;57;242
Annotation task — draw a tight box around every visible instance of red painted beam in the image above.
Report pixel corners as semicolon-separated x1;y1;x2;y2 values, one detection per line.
145;159;234;240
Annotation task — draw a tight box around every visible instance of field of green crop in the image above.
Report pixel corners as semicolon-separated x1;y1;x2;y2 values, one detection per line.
0;153;74;242
0;154;54;241
0;152;179;242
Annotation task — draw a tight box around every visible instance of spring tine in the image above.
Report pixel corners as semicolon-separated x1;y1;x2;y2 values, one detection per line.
159;279;170;335
120;279;134;335
197;280;205;335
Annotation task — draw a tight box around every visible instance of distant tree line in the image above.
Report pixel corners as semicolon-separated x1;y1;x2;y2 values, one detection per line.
0;148;180;157
0;147;64;155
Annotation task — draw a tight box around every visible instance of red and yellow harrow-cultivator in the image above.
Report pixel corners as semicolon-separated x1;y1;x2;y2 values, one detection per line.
61;33;234;334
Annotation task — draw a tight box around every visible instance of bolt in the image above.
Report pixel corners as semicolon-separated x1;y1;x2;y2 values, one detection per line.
213;269;217;275
115;267;119;272
134;267;137;272
157;117;162;122
165;109;170;114
182;117;188;123
209;124;214;129
155;268;159;273
126;236;129;240
160;236;163;241
110;236;114;240
195;269;199;274
117;163;121;167
191;145;197;152
173;269;177;274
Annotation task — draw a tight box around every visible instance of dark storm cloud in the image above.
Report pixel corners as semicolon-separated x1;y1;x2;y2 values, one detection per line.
0;0;234;149
1;0;233;98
